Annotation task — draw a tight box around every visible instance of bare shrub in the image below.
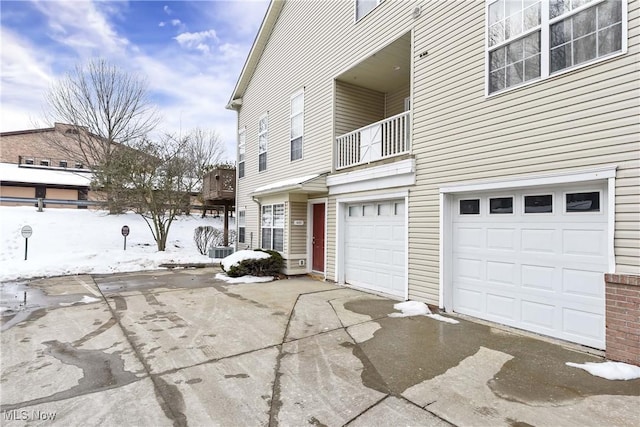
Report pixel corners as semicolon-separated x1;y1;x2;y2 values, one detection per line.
194;227;237;255
194;226;216;255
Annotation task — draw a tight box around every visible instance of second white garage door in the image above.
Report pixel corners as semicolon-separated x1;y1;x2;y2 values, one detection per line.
344;200;406;298
451;183;609;349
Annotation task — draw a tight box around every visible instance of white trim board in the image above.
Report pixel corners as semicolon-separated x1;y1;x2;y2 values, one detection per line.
439;165;617;194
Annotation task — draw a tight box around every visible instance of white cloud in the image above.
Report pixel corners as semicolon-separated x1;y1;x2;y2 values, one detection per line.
171;19;182;27
159;21;166;27
0;28;56;131
174;30;219;53
164;5;172;15
29;0;129;57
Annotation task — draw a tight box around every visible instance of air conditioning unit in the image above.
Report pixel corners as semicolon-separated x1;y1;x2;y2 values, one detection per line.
209;246;234;259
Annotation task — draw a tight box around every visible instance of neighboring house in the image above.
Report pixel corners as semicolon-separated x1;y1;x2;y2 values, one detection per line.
227;0;639;362
0;123;95;208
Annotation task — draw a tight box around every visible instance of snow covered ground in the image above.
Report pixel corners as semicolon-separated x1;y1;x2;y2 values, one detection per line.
0;206;232;282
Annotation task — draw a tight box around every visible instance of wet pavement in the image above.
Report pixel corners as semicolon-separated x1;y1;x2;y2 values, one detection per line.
1;269;639;426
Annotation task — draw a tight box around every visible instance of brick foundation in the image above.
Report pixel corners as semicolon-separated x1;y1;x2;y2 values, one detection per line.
605;274;640;366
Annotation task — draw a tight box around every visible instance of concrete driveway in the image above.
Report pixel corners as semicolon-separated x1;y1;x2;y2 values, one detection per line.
1;269;638;426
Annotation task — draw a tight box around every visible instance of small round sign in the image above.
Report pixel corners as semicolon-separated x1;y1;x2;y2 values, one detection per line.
121;225;130;237
21;225;33;239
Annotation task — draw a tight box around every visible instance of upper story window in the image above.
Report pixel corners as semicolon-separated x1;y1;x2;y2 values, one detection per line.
487;0;626;95
238;128;246;179
290;90;304;161
355;0;382;21
258;114;268;172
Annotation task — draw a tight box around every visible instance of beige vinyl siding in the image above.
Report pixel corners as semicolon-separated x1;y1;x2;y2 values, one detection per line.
236;0;417;271
235;0;638;300
334;81;385;136
288;200;308;255
385;86;410;117
407;0;640;304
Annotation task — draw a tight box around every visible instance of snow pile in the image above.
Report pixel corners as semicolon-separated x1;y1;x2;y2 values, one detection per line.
220;250;270;271
389;300;459;324
389;301;430;317
0;206;229;282
566;361;640;380
215;273;273;284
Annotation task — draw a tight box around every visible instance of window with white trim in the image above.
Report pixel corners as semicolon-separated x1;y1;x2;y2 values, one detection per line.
261;204;284;251
356;0;381;21
238;209;246;243
290;90;304;161
258;114;268;172
487;0;625;95
238;128;246;179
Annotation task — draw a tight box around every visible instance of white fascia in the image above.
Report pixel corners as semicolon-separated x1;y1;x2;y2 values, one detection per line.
327;158;415;195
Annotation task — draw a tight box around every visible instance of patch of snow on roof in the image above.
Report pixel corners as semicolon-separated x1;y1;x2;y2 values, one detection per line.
566;361;640;380
215;272;273;284
221;249;271;271
0;163;92;186
389;300;459;323
253;174;319;194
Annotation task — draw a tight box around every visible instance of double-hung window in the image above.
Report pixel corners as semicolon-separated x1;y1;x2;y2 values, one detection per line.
238;210;246;243
487;0;625;95
258;114;268;172
290;90;304;161
238;128;246;179
261;204;284;252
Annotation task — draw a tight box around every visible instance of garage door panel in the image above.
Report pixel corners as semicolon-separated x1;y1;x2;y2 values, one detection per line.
487;228;516;251
563;229;606;256
451;183;607;349
486;293;517;320
486;261;516;286
521;264;556;291
456;258;483;280
454;287;484;313
563;309;604;341
456;227;484;248
562;268;604;298
521;229;556;253
521;300;556;329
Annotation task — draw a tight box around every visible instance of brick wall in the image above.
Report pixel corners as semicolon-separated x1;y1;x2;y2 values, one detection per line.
0;123;92;165
605;274;640;366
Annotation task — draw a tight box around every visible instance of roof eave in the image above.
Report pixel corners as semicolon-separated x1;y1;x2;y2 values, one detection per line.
226;0;285;109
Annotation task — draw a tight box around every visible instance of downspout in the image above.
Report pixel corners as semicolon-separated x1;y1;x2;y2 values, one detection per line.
251;196;261;250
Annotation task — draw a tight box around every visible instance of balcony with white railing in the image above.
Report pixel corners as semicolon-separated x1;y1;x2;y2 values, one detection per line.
335;111;410;170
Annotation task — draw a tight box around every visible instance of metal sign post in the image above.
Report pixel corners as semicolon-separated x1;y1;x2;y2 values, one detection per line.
121;225;130;250
21;225;33;260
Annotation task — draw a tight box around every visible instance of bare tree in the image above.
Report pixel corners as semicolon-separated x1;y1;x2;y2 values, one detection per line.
110;130;225;251
44;59;160;211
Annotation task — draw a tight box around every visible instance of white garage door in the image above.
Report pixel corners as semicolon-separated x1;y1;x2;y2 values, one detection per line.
345;200;406;298
452;183;608;349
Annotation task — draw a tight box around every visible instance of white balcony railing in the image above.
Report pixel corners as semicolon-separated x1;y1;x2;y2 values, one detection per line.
335;111;410;170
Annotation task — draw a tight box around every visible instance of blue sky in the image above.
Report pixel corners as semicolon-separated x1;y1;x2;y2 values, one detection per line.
0;0;270;160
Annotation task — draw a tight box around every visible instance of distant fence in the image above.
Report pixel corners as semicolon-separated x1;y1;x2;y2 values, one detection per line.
0;197;97;207
0;197;230;212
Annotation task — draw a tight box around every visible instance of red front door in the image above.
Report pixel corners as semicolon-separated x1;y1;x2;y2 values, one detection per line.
312;203;325;272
